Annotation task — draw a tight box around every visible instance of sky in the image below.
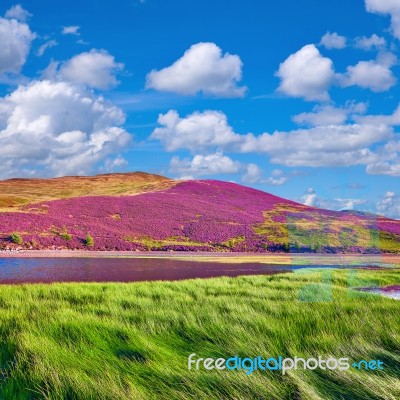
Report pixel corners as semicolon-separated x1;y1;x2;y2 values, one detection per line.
0;0;399;219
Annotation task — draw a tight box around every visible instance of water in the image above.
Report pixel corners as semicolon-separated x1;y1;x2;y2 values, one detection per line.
357;285;400;300
0;257;385;284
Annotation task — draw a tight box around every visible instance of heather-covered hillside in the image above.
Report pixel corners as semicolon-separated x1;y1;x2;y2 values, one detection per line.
0;174;399;252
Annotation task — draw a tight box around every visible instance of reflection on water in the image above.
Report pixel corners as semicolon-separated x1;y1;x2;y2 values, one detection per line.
0;258;388;284
0;258;292;283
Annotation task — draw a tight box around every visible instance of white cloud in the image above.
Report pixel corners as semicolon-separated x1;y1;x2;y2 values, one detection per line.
301;188;368;211
36;40;58;57
152;109;395;172
241;124;391;167
0;15;35;76
355;103;400;125
264;169;288;186
354;115;400;176
146;42;246;97
365;137;400;177
170;152;240;177
170;153;267;182
59;49;123;89
377;191;400;219
355;34;386;50
334;198;368;210
151;109;242;152
302;188;319;207
367;161;400;176
276;44;335;101
338;56;397;92
292;102;367;126
365;0;400;39
5;4;32;22
62;26;80;35
320;32;347;49
242;163;263;183
0;80;131;178
103;155;128;172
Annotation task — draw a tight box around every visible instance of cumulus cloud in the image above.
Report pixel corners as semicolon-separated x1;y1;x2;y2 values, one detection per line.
146;42;246;97
338;54;397;92
36;40;58;57
355;34;386;50
355;103;400;126
58;49;123;89
264;169;288;186
302;188;368;211
334;198;369;210
363;129;400;176
62;26;80;35
0;80;131;178
5;4;32;22
241;123;391;167
0;14;35;76
365;136;400;177
152;109;394;170
102;155;128;172
377;191;400;219
302;188;319;207
320;32;347;49
151;109;242;152
170;152;240;177
365;0;400;39
170;153;267;183
242;163;263;183
292;102;367;126
276;44;335;101
367;161;400;176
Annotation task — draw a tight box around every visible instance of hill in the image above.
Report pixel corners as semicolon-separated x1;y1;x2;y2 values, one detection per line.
0;173;398;253
0;172;175;211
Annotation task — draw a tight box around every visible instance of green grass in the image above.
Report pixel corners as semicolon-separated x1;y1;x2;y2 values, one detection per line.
252;204;400;253
0;269;399;399
123;236;209;250
379;232;400;253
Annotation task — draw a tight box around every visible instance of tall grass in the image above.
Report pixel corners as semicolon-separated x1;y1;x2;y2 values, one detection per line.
0;269;398;399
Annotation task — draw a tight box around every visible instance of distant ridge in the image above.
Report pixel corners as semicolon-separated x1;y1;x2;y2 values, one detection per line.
0;173;398;253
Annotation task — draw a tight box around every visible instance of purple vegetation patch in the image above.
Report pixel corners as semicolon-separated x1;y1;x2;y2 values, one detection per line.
0;180;398;252
0;180;295;251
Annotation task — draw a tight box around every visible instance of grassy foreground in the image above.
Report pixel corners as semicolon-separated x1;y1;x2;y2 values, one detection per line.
0;270;399;399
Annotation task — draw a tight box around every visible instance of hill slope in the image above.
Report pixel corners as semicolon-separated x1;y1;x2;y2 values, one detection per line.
0;173;398;253
0;172;175;211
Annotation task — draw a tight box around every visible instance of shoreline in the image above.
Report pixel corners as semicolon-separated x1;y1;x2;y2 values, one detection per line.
0;250;399;265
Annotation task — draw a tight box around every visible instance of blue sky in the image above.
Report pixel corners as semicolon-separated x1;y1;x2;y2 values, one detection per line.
0;0;400;218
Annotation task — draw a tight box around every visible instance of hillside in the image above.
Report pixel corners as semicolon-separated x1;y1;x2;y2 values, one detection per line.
0;173;399;253
0;172;175;211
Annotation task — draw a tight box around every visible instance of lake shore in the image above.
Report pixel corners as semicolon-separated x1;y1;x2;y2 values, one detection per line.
0;249;399;265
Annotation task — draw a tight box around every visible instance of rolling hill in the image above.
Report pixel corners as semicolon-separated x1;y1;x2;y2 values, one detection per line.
0;172;399;253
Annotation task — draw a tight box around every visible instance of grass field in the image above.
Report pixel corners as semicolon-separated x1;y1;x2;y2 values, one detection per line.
0;269;399;399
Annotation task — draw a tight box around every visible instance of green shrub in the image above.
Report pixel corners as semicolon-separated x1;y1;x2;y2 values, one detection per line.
85;234;94;247
10;232;23;245
60;227;72;241
61;233;72;241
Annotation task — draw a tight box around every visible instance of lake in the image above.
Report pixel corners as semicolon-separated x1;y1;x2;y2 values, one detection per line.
0;257;386;284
